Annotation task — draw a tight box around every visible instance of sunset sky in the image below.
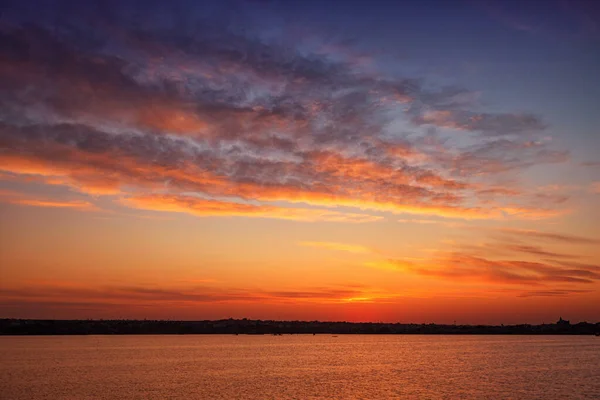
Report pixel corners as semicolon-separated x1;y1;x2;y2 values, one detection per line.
1;0;599;324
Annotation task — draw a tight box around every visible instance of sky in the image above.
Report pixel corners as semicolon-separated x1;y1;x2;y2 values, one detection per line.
0;0;599;324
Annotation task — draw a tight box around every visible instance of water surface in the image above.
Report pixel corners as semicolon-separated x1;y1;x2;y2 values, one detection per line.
1;335;599;399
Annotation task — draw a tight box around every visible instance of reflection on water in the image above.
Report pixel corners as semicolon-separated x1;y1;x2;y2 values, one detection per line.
1;335;599;399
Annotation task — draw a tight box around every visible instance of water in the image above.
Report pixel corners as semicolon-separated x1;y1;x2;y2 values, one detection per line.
1;335;598;399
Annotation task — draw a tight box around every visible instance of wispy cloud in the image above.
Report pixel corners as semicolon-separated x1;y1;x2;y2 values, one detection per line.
397;218;440;224
495;228;600;245
0;189;97;211
369;253;600;286
0;282;391;307
517;289;593;298
397;218;465;228
412;110;546;137
122;194;382;223
362;224;600;297
298;241;373;254
502;244;581;260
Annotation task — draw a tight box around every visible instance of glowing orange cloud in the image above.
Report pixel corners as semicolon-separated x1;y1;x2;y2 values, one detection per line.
0;147;568;222
11;199;96;210
0;189;97;211
367;251;600;287
122;194;383;223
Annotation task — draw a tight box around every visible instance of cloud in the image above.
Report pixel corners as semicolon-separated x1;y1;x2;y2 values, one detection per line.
442;139;568;176
363;223;600;293
397;218;441;224
412;110;545;137
397;218;465;228
123;194;382;223
496;228;600;245
0;282;390;307
0;3;572;223
0;189;97;211
502;244;581;260
298;241;373;254
0;121;566;221
362;219;600;294
517;289;593;298
370;252;600;286
496;206;569;220
10;199;96;210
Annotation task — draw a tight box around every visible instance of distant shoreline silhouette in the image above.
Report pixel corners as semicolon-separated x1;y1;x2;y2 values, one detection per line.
1;318;599;336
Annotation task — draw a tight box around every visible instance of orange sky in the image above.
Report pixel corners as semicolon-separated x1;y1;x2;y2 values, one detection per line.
1;0;599;324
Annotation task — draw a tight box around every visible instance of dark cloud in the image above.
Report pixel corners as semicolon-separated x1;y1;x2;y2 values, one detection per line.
412;110;546;137
442;139;568;176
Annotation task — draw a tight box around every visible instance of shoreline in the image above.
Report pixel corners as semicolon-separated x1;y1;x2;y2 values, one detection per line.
2;318;599;336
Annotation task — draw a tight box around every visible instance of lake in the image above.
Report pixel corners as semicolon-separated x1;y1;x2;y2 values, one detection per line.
1;335;599;399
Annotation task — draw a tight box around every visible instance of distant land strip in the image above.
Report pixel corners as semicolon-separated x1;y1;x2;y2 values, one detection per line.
1;318;599;335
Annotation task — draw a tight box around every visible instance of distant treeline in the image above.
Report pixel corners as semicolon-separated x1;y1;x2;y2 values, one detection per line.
1;318;599;335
